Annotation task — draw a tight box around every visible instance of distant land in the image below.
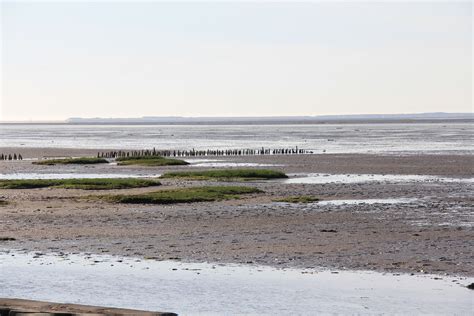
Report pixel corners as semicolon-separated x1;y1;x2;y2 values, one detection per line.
2;113;473;125
65;112;473;125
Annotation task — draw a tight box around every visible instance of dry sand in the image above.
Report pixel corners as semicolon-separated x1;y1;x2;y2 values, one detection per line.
0;148;473;276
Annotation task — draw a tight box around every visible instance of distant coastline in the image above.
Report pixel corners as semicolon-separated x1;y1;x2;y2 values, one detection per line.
2;112;473;125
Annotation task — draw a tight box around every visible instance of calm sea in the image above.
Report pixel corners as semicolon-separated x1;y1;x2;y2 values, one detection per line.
0;123;472;154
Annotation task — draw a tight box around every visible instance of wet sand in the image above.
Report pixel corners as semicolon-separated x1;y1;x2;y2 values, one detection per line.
1;146;473;176
0;298;177;316
1;148;473;276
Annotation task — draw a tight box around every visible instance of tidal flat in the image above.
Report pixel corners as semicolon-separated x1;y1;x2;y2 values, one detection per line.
0;149;472;276
0;148;473;315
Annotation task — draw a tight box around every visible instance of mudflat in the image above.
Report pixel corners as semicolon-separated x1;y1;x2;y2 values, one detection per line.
0;298;177;315
1;147;473;176
0;148;473;276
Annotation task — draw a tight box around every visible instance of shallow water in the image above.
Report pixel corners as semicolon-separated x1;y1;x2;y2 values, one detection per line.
1;123;472;154
317;198;418;206
191;162;281;167
273;198;419;208
0;173;161;180
285;173;474;184
184;159;223;163
0;251;471;315
181;158;281;167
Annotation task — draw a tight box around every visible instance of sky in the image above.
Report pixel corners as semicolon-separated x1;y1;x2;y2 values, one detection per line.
0;1;472;121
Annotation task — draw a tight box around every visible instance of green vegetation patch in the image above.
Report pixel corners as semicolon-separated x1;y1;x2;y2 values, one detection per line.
274;196;320;203
160;169;288;181
116;156;189;166
0;199;8;206
33;157;108;165
102;185;262;204
0;178;161;190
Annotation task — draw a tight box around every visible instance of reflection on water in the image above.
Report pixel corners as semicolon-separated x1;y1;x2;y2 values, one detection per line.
185;158;282;167
273;198;419;207
319;198;417;206
0;251;472;315
285;173;474;184
191;162;281;167
0;173;161;180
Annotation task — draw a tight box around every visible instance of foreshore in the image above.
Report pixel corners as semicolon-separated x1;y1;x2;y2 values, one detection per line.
0;298;177;316
0;148;473;276
1;146;473;175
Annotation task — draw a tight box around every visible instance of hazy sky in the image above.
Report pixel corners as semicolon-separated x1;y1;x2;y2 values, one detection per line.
1;1;472;121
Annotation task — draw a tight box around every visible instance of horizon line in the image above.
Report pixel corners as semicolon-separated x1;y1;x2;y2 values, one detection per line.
1;112;472;124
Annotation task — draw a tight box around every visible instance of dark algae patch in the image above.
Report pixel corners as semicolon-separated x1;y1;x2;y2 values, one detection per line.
102;186;262;204
274;196;320;203
0;237;16;241
0;199;8;206
116;156;189;166
33;157;108;165
161;169;288;181
0;178;161;190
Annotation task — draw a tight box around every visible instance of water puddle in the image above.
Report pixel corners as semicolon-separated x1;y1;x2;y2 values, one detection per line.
285;173;474;184
185;158;281;168
0;251;471;315
192;162;281;167
317;198;418;206
273;198;418;207
0;173;161;180
184;159;223;163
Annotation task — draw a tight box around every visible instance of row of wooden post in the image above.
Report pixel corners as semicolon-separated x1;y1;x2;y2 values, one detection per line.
0;153;23;160
98;147;309;158
0;147;311;161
